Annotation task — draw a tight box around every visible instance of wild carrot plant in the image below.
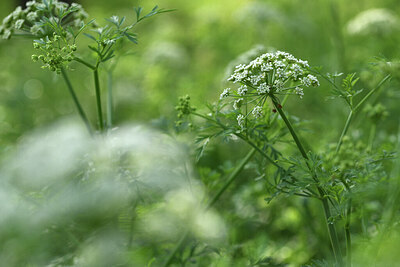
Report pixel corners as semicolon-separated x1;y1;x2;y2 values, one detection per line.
174;51;393;266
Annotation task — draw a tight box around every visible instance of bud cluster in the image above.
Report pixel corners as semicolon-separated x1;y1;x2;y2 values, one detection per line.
0;0;89;40
31;33;77;73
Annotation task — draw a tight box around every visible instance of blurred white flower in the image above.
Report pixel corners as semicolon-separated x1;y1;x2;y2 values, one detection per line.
347;8;400;36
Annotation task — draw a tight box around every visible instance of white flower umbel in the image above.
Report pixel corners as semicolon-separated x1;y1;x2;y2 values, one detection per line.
237;114;245;129
220;88;231;99
295;86;304;99
252;106;263;118
222;50;319;127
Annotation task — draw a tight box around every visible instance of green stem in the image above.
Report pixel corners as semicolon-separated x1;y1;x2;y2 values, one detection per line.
107;70;114;129
163;231;189;267
271;95;343;266
337;75;390;154
336;110;353;154
206;148;256;209
353;75;391;112
60;67;93;135
73;56;95;70
192;112;279;168
345;198;352;267
335;75;391;266
93;67;104;132
162;148;256;266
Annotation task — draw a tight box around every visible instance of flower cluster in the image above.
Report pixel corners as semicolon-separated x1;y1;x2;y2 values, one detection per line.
31;33;76;73
220;51;319;129
0;0;89;40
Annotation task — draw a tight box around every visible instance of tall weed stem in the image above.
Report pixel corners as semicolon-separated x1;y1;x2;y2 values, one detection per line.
270;95;344;266
93;66;104;132
60;67;93;135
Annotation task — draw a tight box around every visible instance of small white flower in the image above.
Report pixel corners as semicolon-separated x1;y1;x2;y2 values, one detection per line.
257;83;270;94
71;3;83;9
295;87;304;98
273;80;284;90
30;24;41;35
104;39;116;45
274;60;285;68
220;88;231;99
300;74;319;87
95;27;104;34
26;1;36;7
110;15;119;24
12;7;22;20
237;85;248;96
27;12;38;22
307;74;319;87
3;14;13;25
261;62;273;72
237;114;245;129
229;134;239;141
2;29;11;39
301;74;319;87
14;19;24;30
252;106;263;118
233;98;243;110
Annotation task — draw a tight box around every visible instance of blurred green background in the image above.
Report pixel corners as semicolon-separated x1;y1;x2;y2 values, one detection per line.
1;0;399;147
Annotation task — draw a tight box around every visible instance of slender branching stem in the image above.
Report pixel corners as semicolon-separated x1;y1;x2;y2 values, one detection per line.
353;75;391;113
345;198;352;267
162;148;256;266
337;75;390;152
192;112;279;168
206;148;256;209
73;56;95;70
335;75;390;266
93;65;104;132
336;110;353;154
163;231;189;267
107;70;114;129
60;67;93;135
270;95;343;266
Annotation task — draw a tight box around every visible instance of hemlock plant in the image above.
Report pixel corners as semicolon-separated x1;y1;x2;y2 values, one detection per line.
175;50;392;266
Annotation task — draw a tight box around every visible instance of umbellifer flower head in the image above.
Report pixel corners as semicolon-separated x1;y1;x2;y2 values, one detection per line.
223;51;319;128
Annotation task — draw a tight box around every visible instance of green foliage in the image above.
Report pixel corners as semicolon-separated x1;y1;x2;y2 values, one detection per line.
1;0;400;266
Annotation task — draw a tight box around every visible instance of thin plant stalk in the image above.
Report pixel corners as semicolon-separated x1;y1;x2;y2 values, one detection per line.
60;67;93;135
93;67;104;132
336;110;353;154
107;70;114;129
191;111;318;198
335;75;390;266
345;198;352;267
270;95;344;266
162;148;256;266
